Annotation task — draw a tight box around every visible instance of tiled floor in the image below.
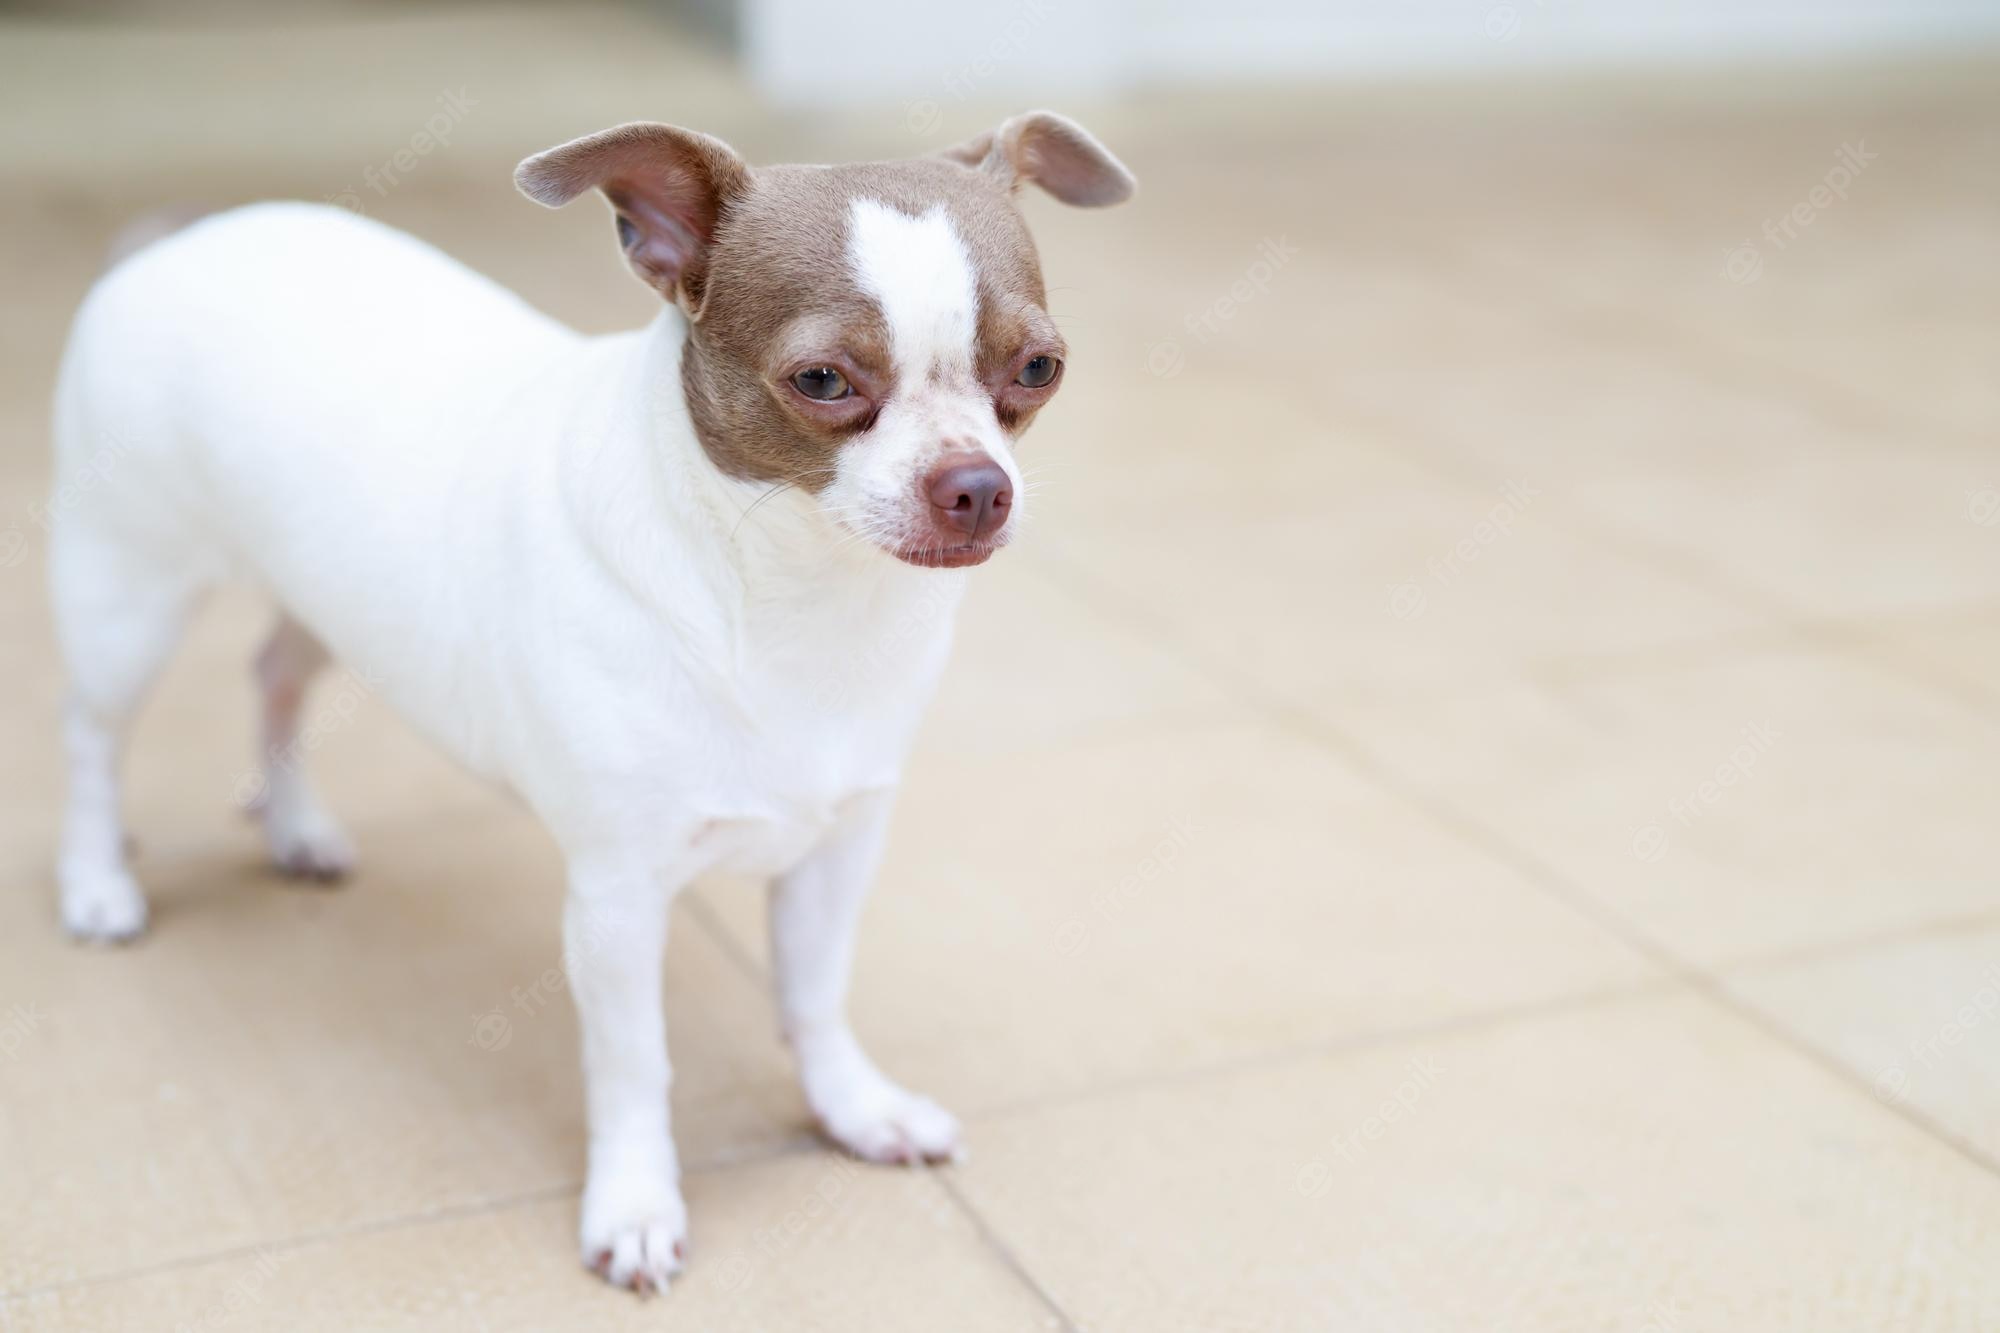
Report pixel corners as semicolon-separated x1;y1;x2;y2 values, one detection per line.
3;9;1999;1330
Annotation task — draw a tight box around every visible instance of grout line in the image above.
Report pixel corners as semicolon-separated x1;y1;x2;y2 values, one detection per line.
1521;600;2000;705
665;725;1660;1332
663;547;2000;1177
1798;620;2000;718
1173;207;2000;726
1698;974;2000;1177
1367;768;2000;1184
962;974;1680;1126
1318;376;2000;728
1711;902;2000;979
1386;192;1992;455
1382;232;2000;719
1545;273;1990;457
934;1174;1084;1333
1034;544;2000;1184
681;869;1080;1330
0;1183;570;1309
678;884;768;987
0;1137;815;1308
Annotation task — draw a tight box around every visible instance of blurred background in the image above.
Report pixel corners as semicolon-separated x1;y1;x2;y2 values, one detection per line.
3;3;1999;1330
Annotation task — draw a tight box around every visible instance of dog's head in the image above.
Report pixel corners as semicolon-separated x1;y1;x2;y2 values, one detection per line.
516;114;1133;569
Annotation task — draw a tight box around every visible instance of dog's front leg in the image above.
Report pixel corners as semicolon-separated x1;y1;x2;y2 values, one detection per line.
771;790;963;1164
566;856;686;1293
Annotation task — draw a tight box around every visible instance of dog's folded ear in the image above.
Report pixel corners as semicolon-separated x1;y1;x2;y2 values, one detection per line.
937;111;1135;207
515;123;749;312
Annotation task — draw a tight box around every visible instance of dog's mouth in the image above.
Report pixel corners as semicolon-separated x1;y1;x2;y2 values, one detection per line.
890;541;998;569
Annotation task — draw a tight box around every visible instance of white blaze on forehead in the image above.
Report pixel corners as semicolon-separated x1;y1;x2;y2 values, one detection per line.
846;199;978;381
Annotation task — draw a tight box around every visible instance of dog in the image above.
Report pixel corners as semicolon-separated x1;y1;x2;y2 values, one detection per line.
47;112;1133;1292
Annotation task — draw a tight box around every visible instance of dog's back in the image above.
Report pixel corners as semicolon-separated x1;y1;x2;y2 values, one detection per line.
52;201;583;680
47;205;589;940
57;202;574;510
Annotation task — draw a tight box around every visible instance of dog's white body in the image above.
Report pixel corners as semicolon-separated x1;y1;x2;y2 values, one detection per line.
51;203;971;1283
51;112;1132;1293
57;204;958;860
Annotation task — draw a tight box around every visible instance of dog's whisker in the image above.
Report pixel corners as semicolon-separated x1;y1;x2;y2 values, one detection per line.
730;482;801;539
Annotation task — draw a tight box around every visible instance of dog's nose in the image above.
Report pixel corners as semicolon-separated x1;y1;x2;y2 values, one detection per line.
925;454;1011;541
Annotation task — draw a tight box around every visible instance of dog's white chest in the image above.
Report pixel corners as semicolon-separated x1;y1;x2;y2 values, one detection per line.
650;608;953;879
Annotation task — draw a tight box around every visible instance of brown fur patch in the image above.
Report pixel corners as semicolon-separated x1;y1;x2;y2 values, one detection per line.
937;111;1137;208
516;123;748;303
683;158;1054;488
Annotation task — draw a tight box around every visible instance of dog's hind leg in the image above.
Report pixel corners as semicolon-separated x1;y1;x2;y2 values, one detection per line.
250;615;356;881
49;524;205;943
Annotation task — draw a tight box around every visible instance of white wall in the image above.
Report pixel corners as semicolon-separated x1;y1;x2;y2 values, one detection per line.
742;0;2000;105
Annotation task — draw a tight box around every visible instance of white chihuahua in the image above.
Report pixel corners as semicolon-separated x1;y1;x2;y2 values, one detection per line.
47;113;1133;1292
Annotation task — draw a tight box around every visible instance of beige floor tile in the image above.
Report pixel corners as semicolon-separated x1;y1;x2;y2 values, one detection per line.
1565;445;2000;618
0;804;802;1291
917;556;1246;760
1028;455;1762;710
1326;642;2000;966
1700;301;2000;444
1854;600;2000;714
4;8;1998;1326
1377;112;2000;447
694;721;1658;1115
953;990;2000;1332
1724;923;2000;1164
0;1157;1052;1332
1317;335;1882;491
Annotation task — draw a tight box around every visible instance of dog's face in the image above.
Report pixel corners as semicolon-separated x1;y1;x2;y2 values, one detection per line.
517;115;1133;568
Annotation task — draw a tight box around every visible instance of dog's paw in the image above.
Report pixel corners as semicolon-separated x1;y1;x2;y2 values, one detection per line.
580;1173;688;1295
262;803;356;882
60;865;148;944
816;1083;964;1165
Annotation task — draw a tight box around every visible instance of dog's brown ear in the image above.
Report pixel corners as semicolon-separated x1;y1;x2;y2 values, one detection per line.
516;122;749;311
938;111;1135;207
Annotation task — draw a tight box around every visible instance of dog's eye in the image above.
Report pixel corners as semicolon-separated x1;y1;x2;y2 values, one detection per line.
793;366;851;401
1016;355;1060;389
